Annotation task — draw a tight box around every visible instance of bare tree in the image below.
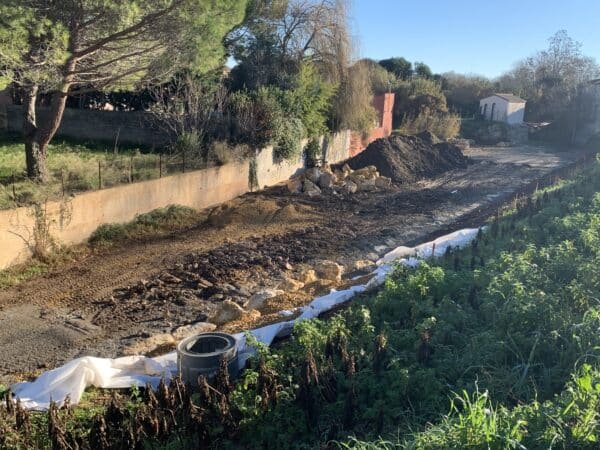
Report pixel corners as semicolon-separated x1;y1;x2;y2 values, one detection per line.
149;74;229;146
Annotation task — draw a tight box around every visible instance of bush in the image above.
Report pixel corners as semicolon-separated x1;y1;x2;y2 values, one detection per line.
304;137;322;168
206;141;249;166
398;111;461;139
330;61;378;136
274;117;305;160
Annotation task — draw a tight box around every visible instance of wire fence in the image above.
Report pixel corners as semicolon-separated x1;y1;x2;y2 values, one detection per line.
0;150;213;209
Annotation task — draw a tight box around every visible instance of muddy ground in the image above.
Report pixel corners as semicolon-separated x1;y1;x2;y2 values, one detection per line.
0;144;592;384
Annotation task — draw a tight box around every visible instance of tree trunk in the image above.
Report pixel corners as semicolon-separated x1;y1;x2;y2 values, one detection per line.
23;70;73;182
22;84;50;182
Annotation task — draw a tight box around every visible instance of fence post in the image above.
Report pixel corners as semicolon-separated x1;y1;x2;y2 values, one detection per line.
182;149;186;173
61;170;65;197
98;160;102;189
129;155;133;183
11;172;16;200
159;153;162;178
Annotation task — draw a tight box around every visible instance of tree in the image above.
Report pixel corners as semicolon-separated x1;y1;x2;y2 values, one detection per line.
414;61;433;79
498;30;600;121
358;59;398;95
378;57;412;80
228;0;351;91
441;72;494;116
0;0;246;181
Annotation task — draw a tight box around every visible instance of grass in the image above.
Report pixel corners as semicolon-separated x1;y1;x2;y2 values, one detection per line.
88;205;202;246
0;133;208;210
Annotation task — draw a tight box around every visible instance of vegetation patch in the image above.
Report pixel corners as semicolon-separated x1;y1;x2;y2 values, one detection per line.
89;205;201;246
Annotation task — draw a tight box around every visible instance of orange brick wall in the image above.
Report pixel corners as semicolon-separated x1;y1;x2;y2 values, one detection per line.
349;93;395;157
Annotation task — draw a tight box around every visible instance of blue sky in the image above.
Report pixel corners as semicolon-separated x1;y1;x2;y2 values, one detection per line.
350;0;600;79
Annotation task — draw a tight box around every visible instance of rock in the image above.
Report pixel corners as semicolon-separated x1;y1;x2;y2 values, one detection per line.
297;268;318;284
286;178;303;194
304;167;322;183
351;260;376;271
375;176;392;188
358;178;377;191
347;172;366;184
123;333;175;356
355;166;379;179
343;180;358;194
172;322;217;341
365;252;379;261
210;299;244;325
342;164;353;176
315;260;344;281
242;309;262;322
246;289;284;310
235;285;252;297
302;179;321;196
278;277;305;292
317;172;336;189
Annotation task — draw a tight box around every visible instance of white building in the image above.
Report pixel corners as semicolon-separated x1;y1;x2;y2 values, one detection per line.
479;93;526;124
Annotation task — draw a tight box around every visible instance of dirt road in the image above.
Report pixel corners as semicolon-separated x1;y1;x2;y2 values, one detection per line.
0;144;591;384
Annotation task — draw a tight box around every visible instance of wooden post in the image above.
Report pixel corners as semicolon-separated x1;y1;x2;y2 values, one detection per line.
129;155;133;183
11;172;16;200
182;149;186;173
159;153;162;178
98;160;102;189
61;170;65;197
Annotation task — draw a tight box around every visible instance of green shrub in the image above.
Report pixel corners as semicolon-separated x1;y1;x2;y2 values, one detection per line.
274;117;305;161
304;137;322;168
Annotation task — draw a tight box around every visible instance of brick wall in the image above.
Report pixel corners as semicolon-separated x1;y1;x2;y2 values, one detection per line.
349;93;395;157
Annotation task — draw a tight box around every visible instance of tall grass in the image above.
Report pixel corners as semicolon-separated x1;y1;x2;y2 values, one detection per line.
397;111;461;140
0;134;214;210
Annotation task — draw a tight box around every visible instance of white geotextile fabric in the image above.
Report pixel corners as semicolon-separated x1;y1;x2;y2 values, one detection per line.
11;227;480;410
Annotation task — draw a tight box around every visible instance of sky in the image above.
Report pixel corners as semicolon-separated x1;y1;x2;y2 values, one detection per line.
351;0;600;79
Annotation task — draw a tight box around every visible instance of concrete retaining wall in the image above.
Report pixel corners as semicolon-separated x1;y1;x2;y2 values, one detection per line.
0;95;395;270
0;131;356;270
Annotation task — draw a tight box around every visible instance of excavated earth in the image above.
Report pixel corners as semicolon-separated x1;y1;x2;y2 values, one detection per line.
0;143;593;385
344;132;471;182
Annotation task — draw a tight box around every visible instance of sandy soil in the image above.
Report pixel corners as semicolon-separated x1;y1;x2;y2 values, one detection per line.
0;144;591;384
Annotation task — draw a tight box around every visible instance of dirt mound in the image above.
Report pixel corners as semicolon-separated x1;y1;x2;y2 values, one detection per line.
208;197;311;227
346;134;471;183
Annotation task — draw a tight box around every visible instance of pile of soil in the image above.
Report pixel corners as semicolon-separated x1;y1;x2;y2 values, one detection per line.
346;133;471;183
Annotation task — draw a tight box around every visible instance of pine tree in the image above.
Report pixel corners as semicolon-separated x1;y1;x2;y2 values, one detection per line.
0;0;246;181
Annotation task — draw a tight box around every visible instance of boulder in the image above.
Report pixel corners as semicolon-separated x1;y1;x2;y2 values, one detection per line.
343;180;358;194
317;172;336;189
286;178;303;194
355;165;379;179
246;289;284;310
302;179;321;196
123;333;175;356
315;260;344;281
172;322;217;341
304;167;322;183
278;277;305;292
297;268;318;284
358;178;377;192
210;299;244;325
375;176;392;188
